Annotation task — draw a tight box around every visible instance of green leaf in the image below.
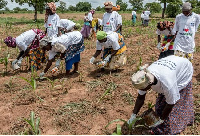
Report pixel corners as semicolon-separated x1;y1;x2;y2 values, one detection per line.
105;119;126;128
116;124;122;135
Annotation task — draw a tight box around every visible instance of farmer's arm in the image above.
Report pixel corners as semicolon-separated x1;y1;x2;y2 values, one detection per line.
93;50;101;58
115;24;121;32
133;93;146;114
44;58;54;73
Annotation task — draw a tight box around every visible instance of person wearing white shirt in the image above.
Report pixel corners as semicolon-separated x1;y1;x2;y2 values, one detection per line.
128;55;194;135
59;19;76;33
102;1;121;32
44;2;61;37
39;31;85;77
143;10;151;26
173;2;200;61
132;9;137;26
4;29;46;70
156;21;175;59
90;31;127;70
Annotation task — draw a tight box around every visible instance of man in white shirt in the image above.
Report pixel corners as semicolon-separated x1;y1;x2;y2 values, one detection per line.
143;10;151;26
128;55;194;134
141;11;144;26
45;2;61;37
173;2;200;61
102;1;121;32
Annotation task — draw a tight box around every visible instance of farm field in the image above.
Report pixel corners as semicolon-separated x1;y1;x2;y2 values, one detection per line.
0;12;199;135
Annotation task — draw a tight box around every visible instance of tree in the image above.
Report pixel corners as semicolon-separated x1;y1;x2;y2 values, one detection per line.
95;6;104;11
166;2;182;17
68;5;76;11
11;0;59;21
145;2;162;14
13;7;21;13
0;0;7;10
58;1;67;13
159;0;182;18
116;0;128;11
76;2;91;12
129;0;143;10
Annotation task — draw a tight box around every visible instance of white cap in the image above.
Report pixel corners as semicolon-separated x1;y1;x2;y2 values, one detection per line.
131;69;154;90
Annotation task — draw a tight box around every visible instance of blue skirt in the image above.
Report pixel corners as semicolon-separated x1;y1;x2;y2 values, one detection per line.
65;53;80;70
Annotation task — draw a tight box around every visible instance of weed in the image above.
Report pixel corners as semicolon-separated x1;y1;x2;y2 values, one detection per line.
121;92;134;105
86;80;103;91
23;111;41;135
43;77;57;90
98;82;117;103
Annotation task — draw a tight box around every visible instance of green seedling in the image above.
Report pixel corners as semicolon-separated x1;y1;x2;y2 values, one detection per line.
98;82;117;103
0;53;10;76
148;102;155;109
19;67;37;90
42;77;57;90
112;124;122;135
24;111;41;135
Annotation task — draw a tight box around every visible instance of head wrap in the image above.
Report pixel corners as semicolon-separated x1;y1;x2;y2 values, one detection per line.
131;66;154;90
39;36;53;48
45;2;56;23
182;2;192;11
97;31;107;40
75;23;81;29
4;36;16;48
90;9;95;15
104;1;113;9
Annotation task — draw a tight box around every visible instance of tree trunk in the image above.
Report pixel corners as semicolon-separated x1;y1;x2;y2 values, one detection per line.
34;5;37;21
162;2;166;19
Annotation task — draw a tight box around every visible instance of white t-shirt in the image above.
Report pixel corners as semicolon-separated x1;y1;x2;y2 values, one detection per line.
16;29;36;51
59;19;76;31
156;28;175;36
141;13;144;19
98;18;102;26
88;12;93;21
96;32;120;50
45;13;60;37
147;55;193;104
49;31;82;60
173;13;200;53
132;11;136;16
102;11;120;32
118;15;122;25
143;11;151;20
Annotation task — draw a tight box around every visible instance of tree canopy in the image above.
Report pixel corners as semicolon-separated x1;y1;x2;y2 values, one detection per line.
129;0;143;10
11;0;59;21
0;0;8;10
76;2;91;12
116;0;128;11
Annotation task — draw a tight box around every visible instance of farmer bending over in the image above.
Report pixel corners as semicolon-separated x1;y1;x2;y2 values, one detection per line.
128;55;194;134
90;31;127;70
39;31;85;78
4;29;46;71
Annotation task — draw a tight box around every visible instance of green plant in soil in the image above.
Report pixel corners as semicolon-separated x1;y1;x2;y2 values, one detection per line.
23;111;41;135
43;77;57;90
98;82;117;103
0;53;10;76
19;67;37;91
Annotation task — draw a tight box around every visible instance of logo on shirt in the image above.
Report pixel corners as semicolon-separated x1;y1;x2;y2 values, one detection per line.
106;22;110;25
191;23;195;26
111;18;114;21
183;29;189;32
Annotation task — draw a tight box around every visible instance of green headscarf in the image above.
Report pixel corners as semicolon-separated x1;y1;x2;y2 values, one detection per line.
97;31;107;40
